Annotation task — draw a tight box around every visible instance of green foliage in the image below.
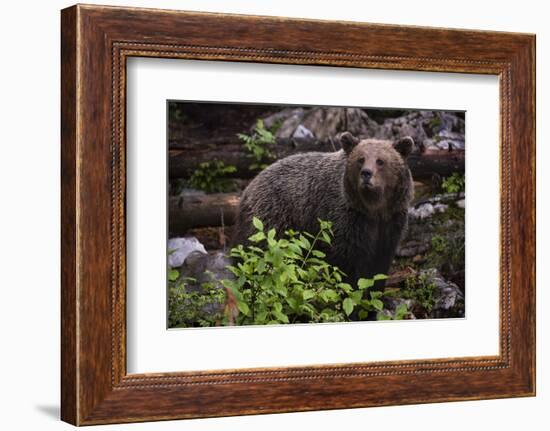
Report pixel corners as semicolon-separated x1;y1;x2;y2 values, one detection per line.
237;119;276;171
188;160;237;193
222;218;389;325
394;303;409;320
429;115;442;130
376;303;409;321
167;219;395;328
401;273;437;313
168;269;229;328
269;118;285;134
430;234;447;255
441;173;465;194
425;231;465;276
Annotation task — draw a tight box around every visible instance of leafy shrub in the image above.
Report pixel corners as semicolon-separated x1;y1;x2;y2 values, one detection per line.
222;218;389;325
376;303;409;321
425;231;465;278
168;269;229;328
168;218;394;328
430;234;447;255
188;160;237;193
401;273;437;313
441;173;465;194
237;119;276;171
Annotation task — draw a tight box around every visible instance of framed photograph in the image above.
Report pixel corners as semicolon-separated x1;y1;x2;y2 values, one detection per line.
61;4;535;425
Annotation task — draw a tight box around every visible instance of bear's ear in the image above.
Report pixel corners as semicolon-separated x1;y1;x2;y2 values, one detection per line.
337;131;360;155
393;136;414;159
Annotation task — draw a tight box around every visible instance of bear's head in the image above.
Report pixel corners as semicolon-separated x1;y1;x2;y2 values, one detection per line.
337;131;414;213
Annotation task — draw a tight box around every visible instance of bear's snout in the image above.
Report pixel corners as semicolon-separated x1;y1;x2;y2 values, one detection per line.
361;168;373;184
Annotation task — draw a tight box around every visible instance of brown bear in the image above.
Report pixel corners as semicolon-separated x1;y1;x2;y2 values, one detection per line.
233;132;415;286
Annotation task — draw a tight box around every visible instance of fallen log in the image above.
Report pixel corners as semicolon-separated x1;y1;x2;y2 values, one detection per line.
169;193;239;234
169;186;464;235
169;136;239;150
169;138;337;179
169;138;464;180
406;149;465;180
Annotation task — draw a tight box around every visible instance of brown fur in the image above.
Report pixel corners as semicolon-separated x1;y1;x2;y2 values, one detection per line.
233;132;414;286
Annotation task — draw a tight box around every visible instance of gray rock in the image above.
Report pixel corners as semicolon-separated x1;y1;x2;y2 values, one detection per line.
261;107;379;140
298;107;379;140
422;269;465;318
173;251;236;322
376;111;464;152
414;192;465;207
396;240;430;258
292;124;315;139
265;108;306;138
261;107;304;132
259;108;465;154
433;203;449;213
168;237;207;268
169;251;235;326
437;130;465;150
180;251;234;288
379;297;416;320
409;203;434;219
438;112;465;134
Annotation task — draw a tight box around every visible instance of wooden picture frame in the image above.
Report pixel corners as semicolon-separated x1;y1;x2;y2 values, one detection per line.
61;4;535;425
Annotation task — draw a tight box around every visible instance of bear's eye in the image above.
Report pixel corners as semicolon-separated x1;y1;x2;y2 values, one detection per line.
357;157;365;165
376;158;385;166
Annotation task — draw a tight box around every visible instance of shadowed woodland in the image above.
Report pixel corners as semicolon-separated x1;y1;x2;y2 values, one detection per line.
167;102;466;328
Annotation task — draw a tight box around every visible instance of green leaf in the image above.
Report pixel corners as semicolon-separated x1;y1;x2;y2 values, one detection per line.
288;243;303;255
358;278;374;290
168;269;179;281
248;231;266;242
286;297;299;311
370;290;384;299
303;290;316;300
267;228;276;240
351;291;363;304
394;303;408;320
257;260;266;274
320;289;339;302
237;301;250;316
373;274;388;281
371;299;384;311
358;310;370;320
299;235;311;249
343;298;354;316
312;250;326;258
273;310;289;323
337;282;353;293
256;310;268;323
252;217;264;231
321;232;332;245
